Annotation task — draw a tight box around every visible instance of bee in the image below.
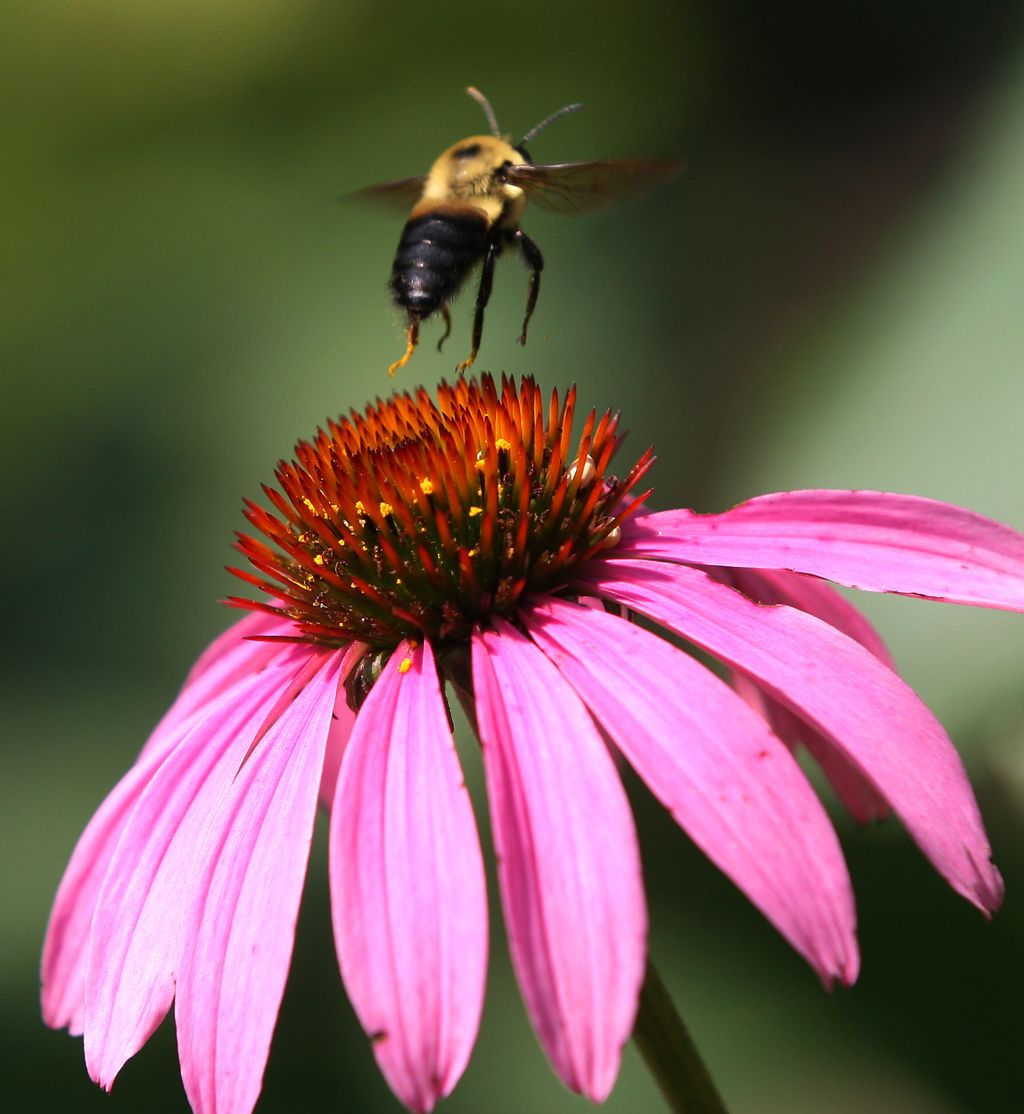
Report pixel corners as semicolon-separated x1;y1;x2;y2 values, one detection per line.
357;87;683;376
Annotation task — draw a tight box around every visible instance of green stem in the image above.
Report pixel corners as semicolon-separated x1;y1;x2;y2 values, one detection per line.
633;957;730;1114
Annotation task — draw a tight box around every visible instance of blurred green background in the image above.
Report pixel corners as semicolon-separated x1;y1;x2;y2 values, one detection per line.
4;2;1024;1111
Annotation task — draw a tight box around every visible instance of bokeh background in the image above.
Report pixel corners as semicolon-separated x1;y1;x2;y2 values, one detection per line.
4;2;1024;1111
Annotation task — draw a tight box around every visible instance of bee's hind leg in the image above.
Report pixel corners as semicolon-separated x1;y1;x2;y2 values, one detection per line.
512;229;544;346
456;237;501;375
388;319;420;377
436;306;452;352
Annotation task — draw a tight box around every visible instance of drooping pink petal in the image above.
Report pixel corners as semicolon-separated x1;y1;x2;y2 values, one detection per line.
182;609;289;689
42;631;297;1039
730;670;891;824
84;646;313;1088
524;596;858;986
472;619;646;1102
730;567;895;667
726;568;894;823
582;559;1004;915
621;490;1024;611
314;641;364;811
41;704;204;1036
176;650;342;1114
317;679;357;812
139;612;293;762
329;641;487;1114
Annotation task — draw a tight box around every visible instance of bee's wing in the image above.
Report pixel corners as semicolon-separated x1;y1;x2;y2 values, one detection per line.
346;175;427;211
505;159;684;215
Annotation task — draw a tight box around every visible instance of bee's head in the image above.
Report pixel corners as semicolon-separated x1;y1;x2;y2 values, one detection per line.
431;135;523;201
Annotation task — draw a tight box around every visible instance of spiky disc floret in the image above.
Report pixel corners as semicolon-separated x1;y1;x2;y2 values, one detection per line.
230;374;653;649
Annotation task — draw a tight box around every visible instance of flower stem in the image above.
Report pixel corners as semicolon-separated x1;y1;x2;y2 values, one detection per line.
633;957;730;1114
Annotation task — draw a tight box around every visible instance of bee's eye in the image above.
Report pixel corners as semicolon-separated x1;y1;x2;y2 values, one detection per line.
495;160;513;182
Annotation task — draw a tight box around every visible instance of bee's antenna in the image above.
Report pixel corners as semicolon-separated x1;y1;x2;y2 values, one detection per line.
519;101;585;146
466;86;501;137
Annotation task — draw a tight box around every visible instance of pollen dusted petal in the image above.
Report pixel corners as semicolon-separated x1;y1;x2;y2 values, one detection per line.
176;652;342;1114
329;641;488;1114
525;596;859;986
622;490;1024;611
83;647;316;1088
583;559;1004;916
472;620;646;1102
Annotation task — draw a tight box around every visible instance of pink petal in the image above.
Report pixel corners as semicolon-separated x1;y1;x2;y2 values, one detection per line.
329;641;487;1114
726;568;894;823
730;567;895;667
621;490;1024;611
317;643;365;811
139;612;293;762
41;713;197;1035
525;597;858;986
176;651;342;1114
472;619;646;1102
84;646;312;1088
582;559;1004;914
182;610;288;689
42;628;295;1037
730;670;891;825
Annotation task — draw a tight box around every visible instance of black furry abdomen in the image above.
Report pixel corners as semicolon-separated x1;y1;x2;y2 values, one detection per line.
389;211;490;319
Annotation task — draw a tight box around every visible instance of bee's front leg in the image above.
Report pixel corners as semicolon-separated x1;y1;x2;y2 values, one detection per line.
456;237;501;375
511;229;544;346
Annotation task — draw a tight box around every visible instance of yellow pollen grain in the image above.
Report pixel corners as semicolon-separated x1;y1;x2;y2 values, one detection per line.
302;497;317;514
398;656;413;674
379;501;393;517
495;438;512;451
354;500;366;515
474;458;487;473
330;503;339;513
467;547;478;557
419;478;435;495
313;554;325;566
469;506;483;517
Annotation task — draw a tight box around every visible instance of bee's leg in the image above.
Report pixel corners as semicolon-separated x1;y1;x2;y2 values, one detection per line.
387;318;420;377
456;238;501;375
436;306;452;352
512;229;544;346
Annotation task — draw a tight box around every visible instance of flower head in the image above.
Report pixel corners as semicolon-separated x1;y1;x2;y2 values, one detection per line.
42;374;1024;1114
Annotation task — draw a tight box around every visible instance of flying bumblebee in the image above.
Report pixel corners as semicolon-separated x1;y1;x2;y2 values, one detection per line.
357;88;683;376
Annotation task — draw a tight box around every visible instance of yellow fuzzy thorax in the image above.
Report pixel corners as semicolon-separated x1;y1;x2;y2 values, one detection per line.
419;134;527;226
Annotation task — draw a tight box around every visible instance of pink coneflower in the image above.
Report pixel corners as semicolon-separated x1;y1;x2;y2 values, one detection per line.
42;374;1024;1114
